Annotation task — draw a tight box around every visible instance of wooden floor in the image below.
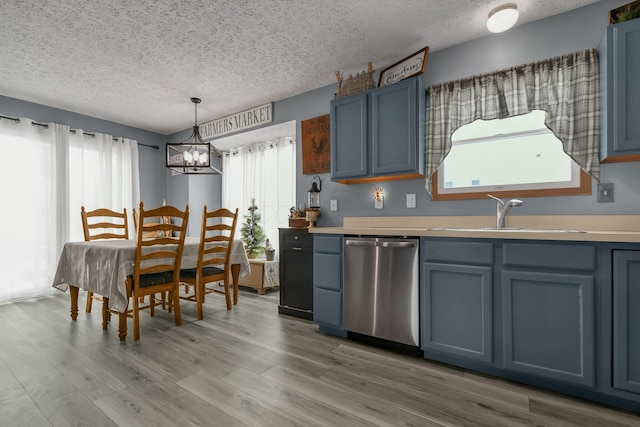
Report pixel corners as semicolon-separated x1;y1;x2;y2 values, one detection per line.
1;290;639;427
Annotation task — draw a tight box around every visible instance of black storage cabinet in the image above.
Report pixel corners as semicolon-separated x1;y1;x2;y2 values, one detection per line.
278;228;313;319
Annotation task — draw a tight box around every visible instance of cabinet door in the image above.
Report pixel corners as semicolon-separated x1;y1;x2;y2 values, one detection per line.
314;288;342;329
330;93;368;179
502;270;595;386
612;21;640;154
371;78;418;175
613;250;640;394
601;19;640;160
280;245;313;311
422;262;493;363
314;253;341;292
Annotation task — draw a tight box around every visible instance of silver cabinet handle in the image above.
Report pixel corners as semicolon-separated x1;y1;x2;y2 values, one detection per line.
292;247;303;251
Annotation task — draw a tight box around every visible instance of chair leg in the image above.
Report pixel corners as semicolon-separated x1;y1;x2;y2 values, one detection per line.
195;282;203;321
172;288;182;326
133;293;141;341
149;294;155;317
85;291;94;313
223;279;232;311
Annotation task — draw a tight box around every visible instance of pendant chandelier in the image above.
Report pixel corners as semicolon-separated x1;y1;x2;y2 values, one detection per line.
166;97;223;175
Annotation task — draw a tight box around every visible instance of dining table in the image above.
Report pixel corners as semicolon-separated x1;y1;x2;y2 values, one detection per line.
52;236;250;341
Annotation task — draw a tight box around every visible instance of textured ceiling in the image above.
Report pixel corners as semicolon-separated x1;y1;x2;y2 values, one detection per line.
1;0;600;136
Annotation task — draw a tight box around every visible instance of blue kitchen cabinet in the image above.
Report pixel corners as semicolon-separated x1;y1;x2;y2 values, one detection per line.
330;76;425;183
501;242;596;387
330;93;368;179
613;250;640;395
599;19;640;162
313;234;346;336
421;239;494;363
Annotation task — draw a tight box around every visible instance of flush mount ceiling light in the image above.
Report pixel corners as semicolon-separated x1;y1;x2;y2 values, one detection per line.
487;3;519;33
166;97;223;175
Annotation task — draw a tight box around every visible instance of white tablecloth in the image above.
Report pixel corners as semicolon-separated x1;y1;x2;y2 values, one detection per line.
52;237;250;313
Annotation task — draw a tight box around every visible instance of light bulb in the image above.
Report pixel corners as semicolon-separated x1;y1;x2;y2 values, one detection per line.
183;150;193;164
193;151;200;163
487;3;519;33
199;151;208;165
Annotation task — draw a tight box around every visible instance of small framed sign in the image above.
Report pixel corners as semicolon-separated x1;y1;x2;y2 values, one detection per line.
378;46;429;87
301;114;330;174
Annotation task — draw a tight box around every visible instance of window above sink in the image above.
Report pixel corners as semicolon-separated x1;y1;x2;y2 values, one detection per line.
432;110;591;200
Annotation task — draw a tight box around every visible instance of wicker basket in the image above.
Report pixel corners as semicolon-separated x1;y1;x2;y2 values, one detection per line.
288;218;309;228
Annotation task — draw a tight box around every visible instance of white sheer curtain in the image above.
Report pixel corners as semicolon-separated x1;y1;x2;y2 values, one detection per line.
222;139;295;257
66;132;140;242
0;117;140;302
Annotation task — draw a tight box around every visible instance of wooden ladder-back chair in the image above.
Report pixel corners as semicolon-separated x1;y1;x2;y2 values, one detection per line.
80;206;129;313
133;205;171;309
179;207;238;319
125;202;189;341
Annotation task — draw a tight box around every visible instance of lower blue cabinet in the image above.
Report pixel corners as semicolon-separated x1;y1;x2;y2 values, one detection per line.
313;234;344;335
613;250;640;395
375;237;640;411
422;262;493;363
502;270;595;387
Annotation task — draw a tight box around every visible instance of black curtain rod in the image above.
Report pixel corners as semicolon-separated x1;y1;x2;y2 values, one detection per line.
0;114;160;150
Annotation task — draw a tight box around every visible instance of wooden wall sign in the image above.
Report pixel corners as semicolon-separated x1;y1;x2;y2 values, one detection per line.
378;46;429;87
199;103;273;139
301;114;330;174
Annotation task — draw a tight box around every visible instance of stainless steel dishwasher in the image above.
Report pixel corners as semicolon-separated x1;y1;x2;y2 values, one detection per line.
343;236;419;348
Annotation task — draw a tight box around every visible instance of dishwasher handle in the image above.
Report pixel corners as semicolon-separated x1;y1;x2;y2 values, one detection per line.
345;239;417;249
345;239;376;247
377;241;416;248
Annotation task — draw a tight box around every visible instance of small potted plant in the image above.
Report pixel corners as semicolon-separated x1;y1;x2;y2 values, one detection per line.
241;198;266;258
265;239;275;261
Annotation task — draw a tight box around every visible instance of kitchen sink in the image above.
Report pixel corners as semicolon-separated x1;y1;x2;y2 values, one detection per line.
428;227;585;233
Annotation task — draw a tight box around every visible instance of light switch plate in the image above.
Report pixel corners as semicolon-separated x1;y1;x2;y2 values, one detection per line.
597;183;614;203
330;199;338;211
406;193;416;208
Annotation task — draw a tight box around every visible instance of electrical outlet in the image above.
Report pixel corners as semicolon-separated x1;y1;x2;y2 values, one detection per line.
597;183;614;203
406;193;416;208
330;199;338;211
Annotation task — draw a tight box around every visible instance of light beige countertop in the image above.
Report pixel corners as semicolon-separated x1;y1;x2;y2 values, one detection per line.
308;215;640;243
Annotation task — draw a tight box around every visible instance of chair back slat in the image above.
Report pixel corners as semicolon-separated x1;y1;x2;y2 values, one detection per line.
81;206;129;241
205;235;230;243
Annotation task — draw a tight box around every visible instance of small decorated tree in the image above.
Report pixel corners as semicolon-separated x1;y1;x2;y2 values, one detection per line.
241;198;266;258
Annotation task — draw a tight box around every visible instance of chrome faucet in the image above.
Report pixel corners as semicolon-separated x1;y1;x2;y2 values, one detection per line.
488;194;523;228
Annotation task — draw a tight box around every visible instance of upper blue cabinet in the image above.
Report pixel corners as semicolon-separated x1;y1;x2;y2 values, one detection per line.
330;77;425;183
599;19;640;163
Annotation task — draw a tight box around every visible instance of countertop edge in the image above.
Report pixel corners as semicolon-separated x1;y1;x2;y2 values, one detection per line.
308;227;640;243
